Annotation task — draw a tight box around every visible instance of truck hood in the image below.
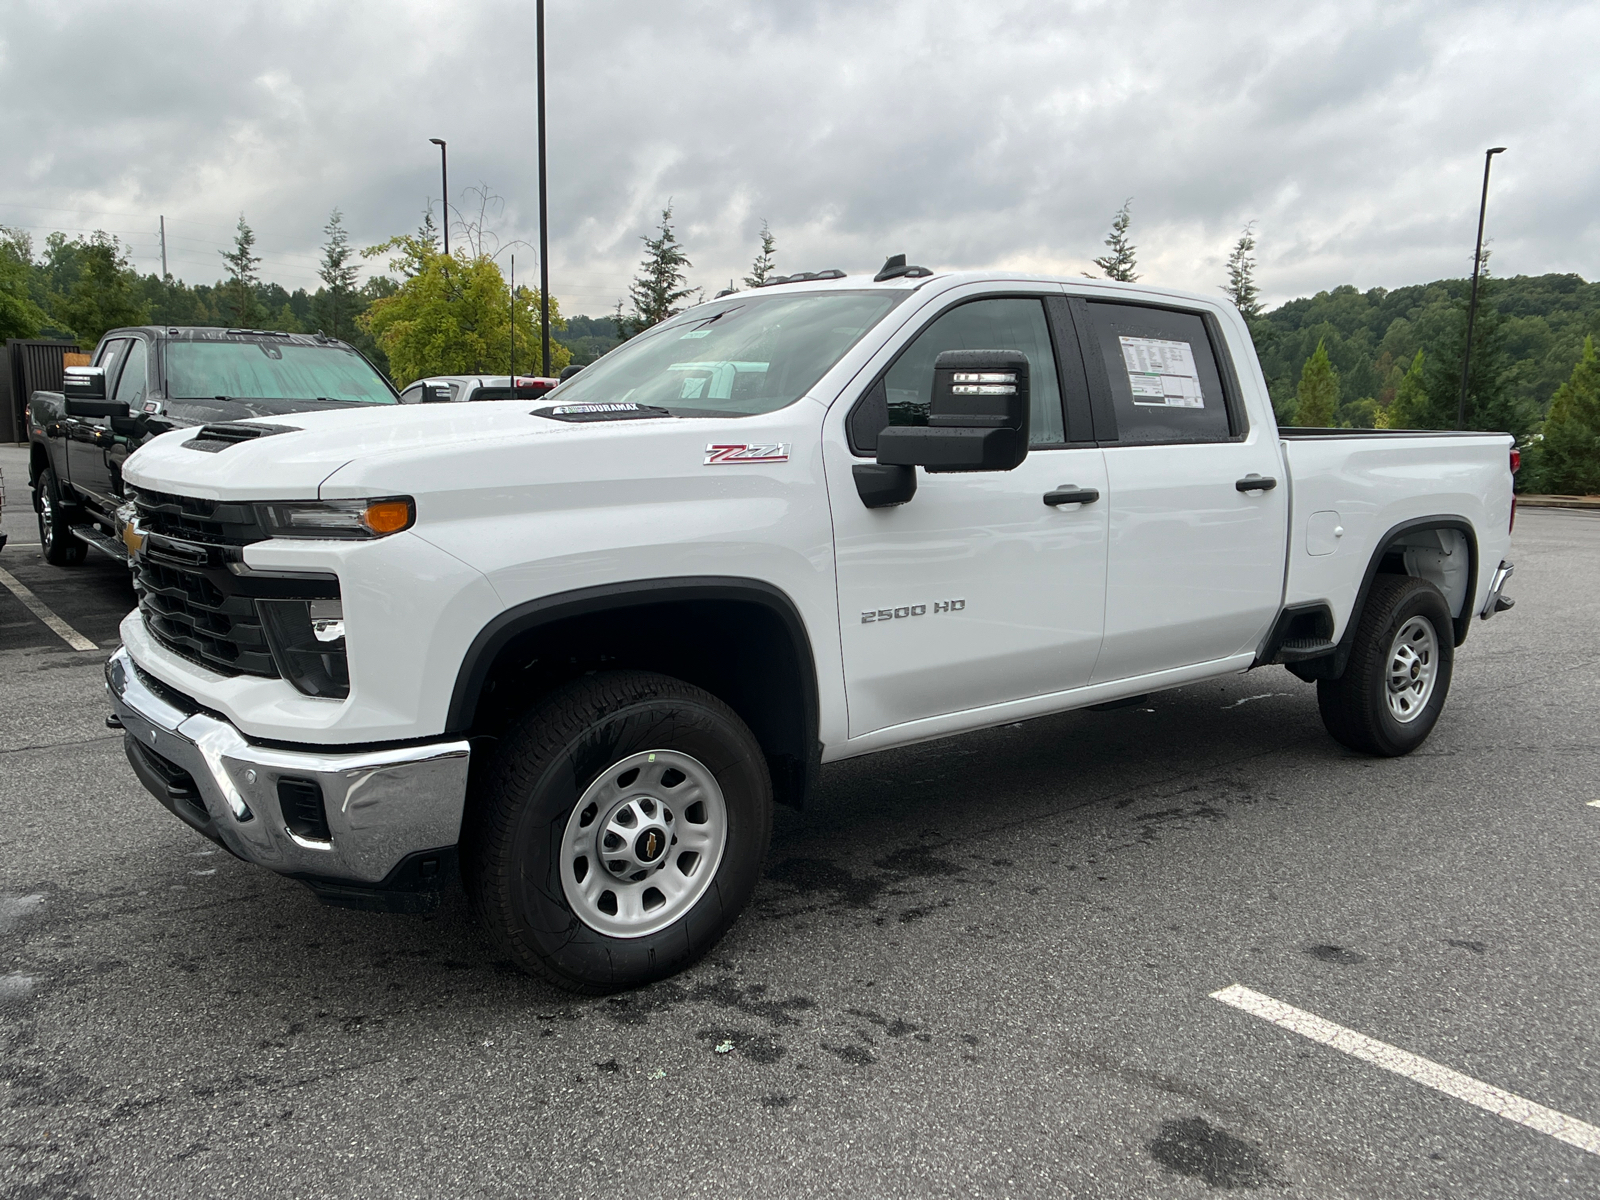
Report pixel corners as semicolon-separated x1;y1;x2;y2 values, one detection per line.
122;403;595;500
157;396;381;427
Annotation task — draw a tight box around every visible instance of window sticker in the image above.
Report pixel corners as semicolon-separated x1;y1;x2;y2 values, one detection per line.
1119;336;1204;408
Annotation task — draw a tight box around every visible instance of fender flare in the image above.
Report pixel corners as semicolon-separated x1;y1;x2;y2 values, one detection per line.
1327;514;1479;677
445;575;821;750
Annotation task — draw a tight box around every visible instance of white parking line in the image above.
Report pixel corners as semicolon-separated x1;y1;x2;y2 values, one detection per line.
0;566;97;651
1587;799;1600;808
1212;984;1600;1157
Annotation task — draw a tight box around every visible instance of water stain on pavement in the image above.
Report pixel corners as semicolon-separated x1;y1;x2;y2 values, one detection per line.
1305;944;1368;965
1148;1116;1276;1189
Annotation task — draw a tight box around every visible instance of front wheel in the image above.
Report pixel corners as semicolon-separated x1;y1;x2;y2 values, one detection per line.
35;467;85;566
463;670;773;993
1317;574;1454;756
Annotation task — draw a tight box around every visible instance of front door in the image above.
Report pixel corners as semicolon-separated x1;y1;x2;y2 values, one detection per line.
65;337;137;507
826;291;1109;739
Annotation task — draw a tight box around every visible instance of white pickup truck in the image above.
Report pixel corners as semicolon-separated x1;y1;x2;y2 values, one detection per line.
105;262;1518;993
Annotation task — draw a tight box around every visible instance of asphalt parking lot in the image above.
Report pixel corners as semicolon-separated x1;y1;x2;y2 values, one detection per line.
1;501;1597;1199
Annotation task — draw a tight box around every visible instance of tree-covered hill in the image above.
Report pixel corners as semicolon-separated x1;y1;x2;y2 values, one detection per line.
1252;272;1600;436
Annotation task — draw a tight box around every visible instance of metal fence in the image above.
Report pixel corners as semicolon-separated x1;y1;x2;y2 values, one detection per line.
2;339;83;444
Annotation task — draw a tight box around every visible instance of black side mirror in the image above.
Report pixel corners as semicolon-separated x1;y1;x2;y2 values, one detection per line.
874;350;1030;473
420;384;451;403
64;366;129;418
559;364;584;382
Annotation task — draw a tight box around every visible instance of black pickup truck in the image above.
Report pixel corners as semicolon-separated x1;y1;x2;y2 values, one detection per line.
26;327;399;566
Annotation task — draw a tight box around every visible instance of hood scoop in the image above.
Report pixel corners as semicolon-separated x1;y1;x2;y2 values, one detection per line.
184;422;300;453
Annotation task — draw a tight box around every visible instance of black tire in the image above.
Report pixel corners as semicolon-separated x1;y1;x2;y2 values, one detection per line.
1318;574;1454;756
35;467;85;566
463;670;773;993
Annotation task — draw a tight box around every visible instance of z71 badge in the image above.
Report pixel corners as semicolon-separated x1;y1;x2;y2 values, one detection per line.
704;443;790;465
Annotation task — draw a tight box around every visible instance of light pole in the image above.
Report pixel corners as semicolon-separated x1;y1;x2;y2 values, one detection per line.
429;138;449;258
1457;146;1506;429
536;0;550;376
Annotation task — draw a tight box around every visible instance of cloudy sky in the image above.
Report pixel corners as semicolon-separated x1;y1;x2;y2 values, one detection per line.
4;0;1596;319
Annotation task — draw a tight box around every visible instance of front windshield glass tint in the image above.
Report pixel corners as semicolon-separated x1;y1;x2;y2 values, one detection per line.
165;342;397;404
551;290;905;416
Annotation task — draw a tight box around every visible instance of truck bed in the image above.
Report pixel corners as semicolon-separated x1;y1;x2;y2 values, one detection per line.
1279;428;1515;643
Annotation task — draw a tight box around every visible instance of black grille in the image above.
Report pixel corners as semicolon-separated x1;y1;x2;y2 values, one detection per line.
129;489;338;678
130;486;268;547
134;553;279;676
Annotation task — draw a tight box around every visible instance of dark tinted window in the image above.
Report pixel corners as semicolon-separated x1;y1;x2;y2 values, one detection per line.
852;297;1065;452
1085;303;1234;443
113;339;148;406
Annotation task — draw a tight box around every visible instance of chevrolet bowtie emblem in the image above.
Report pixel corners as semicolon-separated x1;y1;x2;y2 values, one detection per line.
121;522;145;559
645;832;658;858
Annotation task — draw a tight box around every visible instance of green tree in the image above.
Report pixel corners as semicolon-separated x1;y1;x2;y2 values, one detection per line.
1294;338;1340;426
0;227;49;340
360;233;569;384
50;231;149;348
220;216;261;327
1380;351;1429;428
1418;272;1520;433
1528;336;1600;494
312;208;359;339
744;220;777;288
1222;222;1261;319
1091;199;1138;282
619;205;694;337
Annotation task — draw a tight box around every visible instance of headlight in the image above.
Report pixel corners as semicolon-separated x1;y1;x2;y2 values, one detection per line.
260;598;349;698
257;497;414;539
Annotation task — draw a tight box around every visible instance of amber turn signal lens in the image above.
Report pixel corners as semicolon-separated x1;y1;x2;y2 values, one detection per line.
362;499;413;534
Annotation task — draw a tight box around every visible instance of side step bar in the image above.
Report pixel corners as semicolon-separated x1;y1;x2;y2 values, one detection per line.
70;524;130;563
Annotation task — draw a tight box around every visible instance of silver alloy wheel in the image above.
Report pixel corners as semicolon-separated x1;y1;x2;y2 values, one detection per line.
38;488;54;553
1385;614;1439;723
559;749;728;939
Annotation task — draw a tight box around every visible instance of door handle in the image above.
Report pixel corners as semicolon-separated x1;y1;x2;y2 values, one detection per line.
1236;475;1277;493
1043;486;1100;506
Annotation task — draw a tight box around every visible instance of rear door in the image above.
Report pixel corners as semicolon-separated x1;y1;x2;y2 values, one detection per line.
826;289;1109;738
1070;298;1286;681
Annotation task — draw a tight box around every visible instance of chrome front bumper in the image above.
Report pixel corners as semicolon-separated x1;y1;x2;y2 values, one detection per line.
106;646;471;886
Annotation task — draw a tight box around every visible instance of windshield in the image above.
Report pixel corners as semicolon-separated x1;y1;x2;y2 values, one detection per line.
550;290;906;416
165;341;398;404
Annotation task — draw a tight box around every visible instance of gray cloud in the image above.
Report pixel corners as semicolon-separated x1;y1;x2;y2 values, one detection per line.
2;0;1594;317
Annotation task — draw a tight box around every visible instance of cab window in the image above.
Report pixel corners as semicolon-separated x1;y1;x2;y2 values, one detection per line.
850;297;1066;453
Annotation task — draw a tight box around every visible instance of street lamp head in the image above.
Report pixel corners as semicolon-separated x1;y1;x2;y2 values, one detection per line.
1487;146;1506;156
430;138;446;147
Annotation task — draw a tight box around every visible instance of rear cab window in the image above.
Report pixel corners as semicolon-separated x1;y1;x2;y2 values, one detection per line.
1078;302;1242;444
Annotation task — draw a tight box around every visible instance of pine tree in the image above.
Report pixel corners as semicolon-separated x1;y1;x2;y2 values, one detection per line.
1294;339;1340;426
621;205;693;336
314;209;359;339
1380;350;1429;429
1222;223;1260;319
744;221;777;288
220;216;261;327
1091;200;1138;282
1530;336;1600;495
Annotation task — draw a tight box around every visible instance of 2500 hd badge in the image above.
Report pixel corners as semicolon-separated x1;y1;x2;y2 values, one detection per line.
862;599;966;623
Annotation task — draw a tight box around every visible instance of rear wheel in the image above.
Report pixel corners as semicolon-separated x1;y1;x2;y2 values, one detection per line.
463;670;773;993
1317;574;1454;756
35;467;85;566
